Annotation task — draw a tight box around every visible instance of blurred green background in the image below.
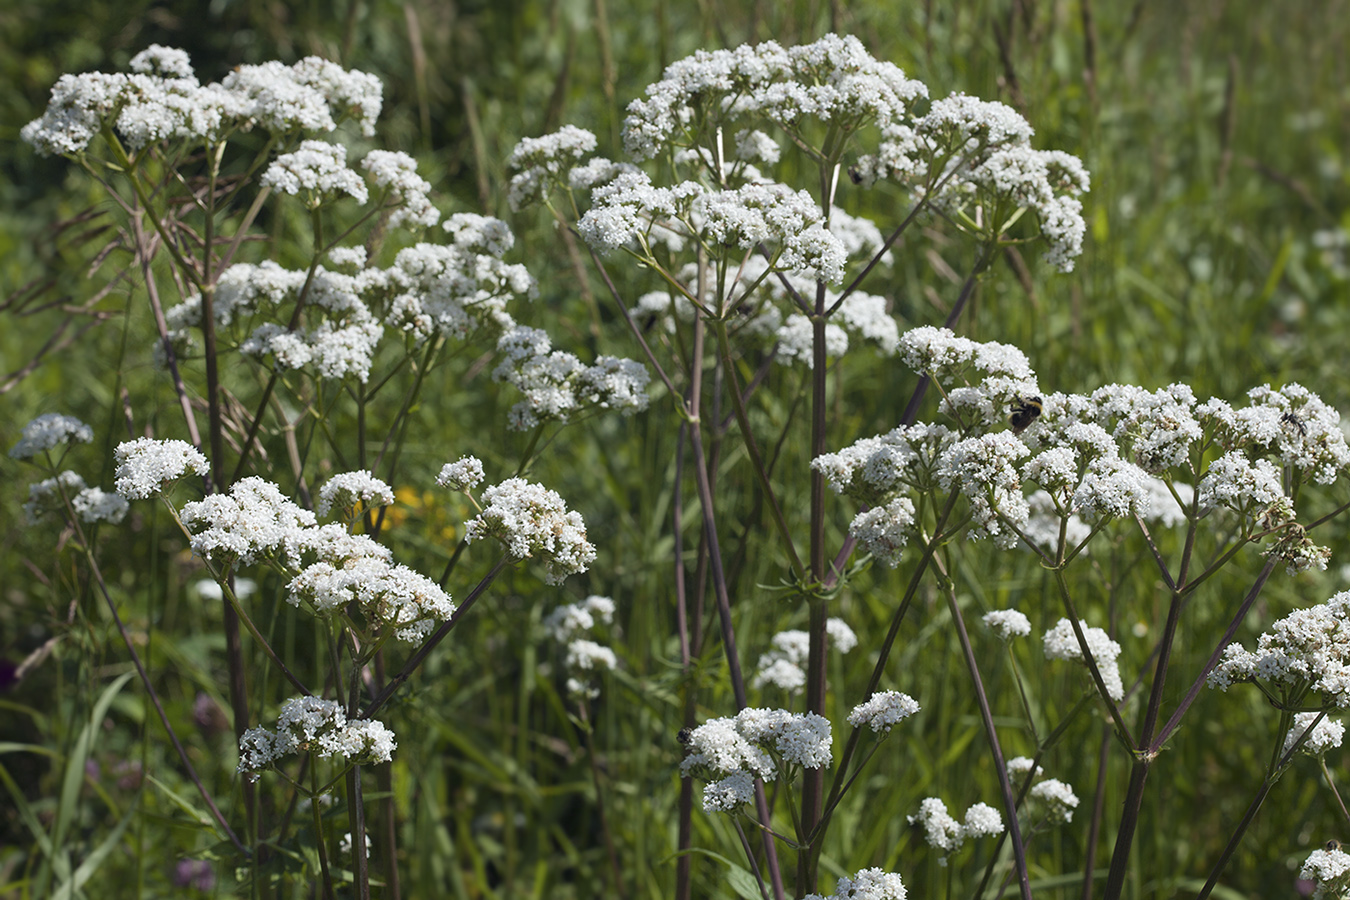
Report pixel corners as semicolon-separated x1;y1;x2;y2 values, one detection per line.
2;1;1349;897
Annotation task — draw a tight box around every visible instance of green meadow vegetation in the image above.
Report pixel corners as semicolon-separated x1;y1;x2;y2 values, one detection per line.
2;2;1349;898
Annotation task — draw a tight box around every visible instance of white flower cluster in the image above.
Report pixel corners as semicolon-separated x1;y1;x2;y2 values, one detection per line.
22;471;126;525
180;476;319;566
847;690;921;733
380;225;537;343
908;797;1004;862
125;454;449;642
574;170;701;255
316;471;395;517
681;707;833;812
847;497;917;566
899;326;1036;391
823;330;1341;566
543;595;618;698
237;696;395;781
694;182;848;284
260;140;368;206
113;438;210;499
1301;845;1350;900
161;212;537;384
938;431;1030;548
492;325;650;430
1043;618;1125;702
9;413;95;460
622;34;927;162
854;91;1089;271
436;455;486;492
803;867;908;900
288;556;454;643
506;125;600;210
1209;591;1350;706
752;618;858;691
23;47;382;156
362;149;440;228
1028;778;1080;824
1006;756;1043;782
982;608;1031;640
1282;712;1345;758
464;478;597;584
813;423;955;504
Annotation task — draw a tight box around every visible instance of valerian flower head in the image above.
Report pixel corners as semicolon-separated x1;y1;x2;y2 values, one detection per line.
1071;456;1151;522
464;478;596;584
1029;778;1080;823
1209;591;1350;706
436;456;486;492
847;691;921;733
113;438;210;500
813;423;954;504
938;431;1031;548
1301;846;1350;900
492;326;649;430
361;149;439;228
179;476;318;566
848;497;916;567
1043;617;1125;702
288;556;453;642
621;34;926;162
69;487;130;525
1197;451;1287;514
22;471;86;524
1283;712;1345;758
382;237;535;343
752;619;856;690
908;797;1004;863
506;125;599;210
1006;756;1044;782
237;697;395;781
982;609;1032;640
261;140;368;205
9;413;94;460
24;51;382;157
681;709;832;812
1205;383;1350;485
1090;383;1201;474
803;867;909;900
316;471;395;517
899;326;1036;387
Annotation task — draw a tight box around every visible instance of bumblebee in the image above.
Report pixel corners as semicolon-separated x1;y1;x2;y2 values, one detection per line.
677;727;693;745
1009;396;1043;435
1328;839;1343;852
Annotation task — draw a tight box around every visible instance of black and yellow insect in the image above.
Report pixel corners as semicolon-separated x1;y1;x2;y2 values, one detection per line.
1327;839;1343;852
1009;396;1043;435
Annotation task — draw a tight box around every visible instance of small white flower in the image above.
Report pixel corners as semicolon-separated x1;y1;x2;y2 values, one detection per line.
847;691;921;733
464;478;596;584
1301;846;1350;900
9;413;94;460
261;140;368;205
317;471;395;517
1043;618;1124;702
1029;778;1079;823
1283;712;1345;758
983;609;1031;640
437;456;486;491
113;438;210;499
